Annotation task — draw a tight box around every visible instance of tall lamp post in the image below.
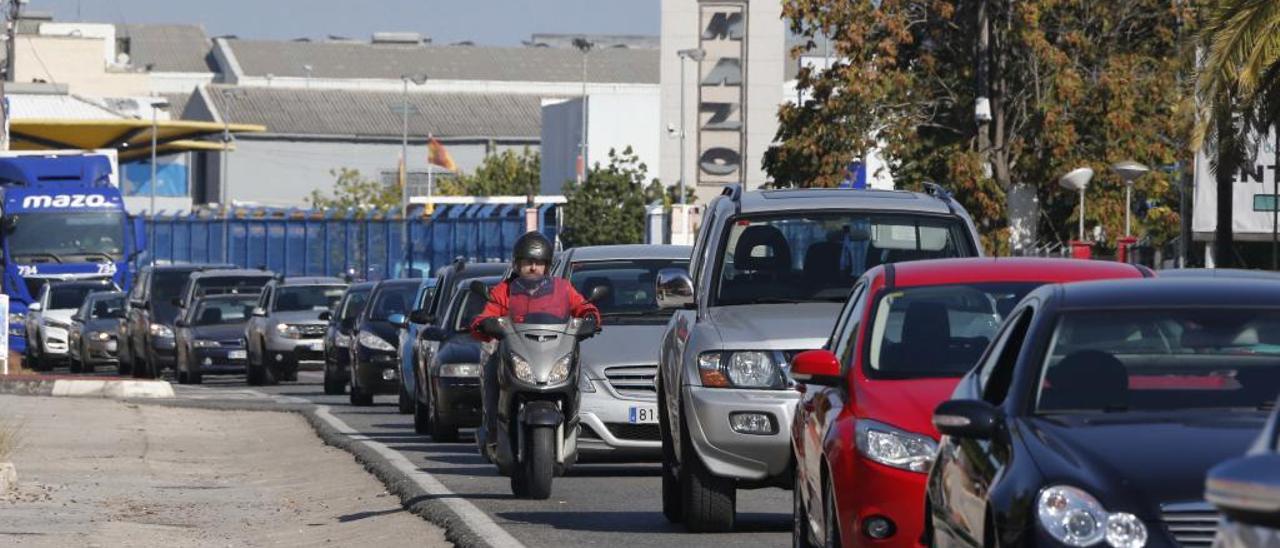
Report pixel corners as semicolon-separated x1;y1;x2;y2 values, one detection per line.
572;38;593;185
1111;160;1149;237
399;74;428;275
1059;167;1094;258
219;88;245;263
675;48;705;246
149;98;169;266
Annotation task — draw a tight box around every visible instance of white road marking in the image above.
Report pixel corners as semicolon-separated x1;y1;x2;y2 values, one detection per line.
313;405;525;548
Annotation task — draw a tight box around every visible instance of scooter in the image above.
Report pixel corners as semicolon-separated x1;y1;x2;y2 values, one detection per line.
471;280;603;499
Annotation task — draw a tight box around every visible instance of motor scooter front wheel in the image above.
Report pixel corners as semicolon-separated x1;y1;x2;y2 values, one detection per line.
511;426;555;499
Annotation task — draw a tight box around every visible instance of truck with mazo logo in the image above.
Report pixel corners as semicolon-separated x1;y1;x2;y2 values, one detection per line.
0;151;144;355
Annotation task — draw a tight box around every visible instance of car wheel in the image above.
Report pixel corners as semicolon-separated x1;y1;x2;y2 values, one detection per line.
413;394;431;434
349;378;373;406
323;364;345;395
397;381;414;414
822;477;841;548
188;370;202;385
429;391;459;442
680;406;737;533
659;381;684;524
793;466;818;548
117;341;131;376
69;352;82;374
246;348;264;386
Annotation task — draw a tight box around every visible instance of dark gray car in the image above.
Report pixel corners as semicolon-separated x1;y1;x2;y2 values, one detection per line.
174;294;258;384
67;291;127;374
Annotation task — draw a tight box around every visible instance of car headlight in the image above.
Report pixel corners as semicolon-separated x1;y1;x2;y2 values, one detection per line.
90;331;112;341
45;318;70;329
192;339;220;348
149;323;174;339
548;354;573;384
335;333;351;348
275;323;304;339
439;363;481;377
854;420;938;473
1037;486;1147;548
8;313;24;327
510;353;535;383
697;351;787;389
358;330;396;352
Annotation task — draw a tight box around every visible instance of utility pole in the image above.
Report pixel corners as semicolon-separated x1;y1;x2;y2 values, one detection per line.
1;0;22;151
573;38;593;185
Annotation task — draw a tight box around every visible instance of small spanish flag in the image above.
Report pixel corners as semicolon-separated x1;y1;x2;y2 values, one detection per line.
427;135;457;172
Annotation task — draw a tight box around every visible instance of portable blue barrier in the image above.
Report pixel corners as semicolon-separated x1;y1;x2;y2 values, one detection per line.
143;204;554;280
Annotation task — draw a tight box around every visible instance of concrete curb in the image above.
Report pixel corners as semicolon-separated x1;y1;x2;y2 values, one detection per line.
0;377;56;397
124;397;495;548
0;377;174;399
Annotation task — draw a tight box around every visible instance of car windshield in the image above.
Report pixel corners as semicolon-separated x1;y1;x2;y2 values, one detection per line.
274;285;345;312
193;297;259;326
713;213;974;306
867;283;1040;379
340;289;371;320
6;211;126;262
193;276;271;299
570;259;689;316
369;285;416;320
50;286;107;310
450;282;499;332
1036;308;1280;413
87;295;125;319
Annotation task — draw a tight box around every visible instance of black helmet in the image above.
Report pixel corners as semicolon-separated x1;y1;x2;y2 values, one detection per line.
513;231;553;265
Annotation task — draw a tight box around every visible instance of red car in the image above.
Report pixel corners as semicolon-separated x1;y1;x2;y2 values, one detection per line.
789;258;1151;548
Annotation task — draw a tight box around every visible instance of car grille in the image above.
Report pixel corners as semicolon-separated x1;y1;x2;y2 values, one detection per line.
1160;501;1219;547
579;424;601;440
603;365;657;398
605;423;661;441
296;324;327;337
219;339;243;347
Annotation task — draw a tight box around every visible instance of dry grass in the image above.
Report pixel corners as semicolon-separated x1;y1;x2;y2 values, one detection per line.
0;418;20;461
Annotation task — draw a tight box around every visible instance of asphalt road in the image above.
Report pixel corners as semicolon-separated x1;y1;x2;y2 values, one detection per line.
170;370;792;548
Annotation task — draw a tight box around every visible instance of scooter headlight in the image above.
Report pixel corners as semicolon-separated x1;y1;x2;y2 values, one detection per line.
510;353;536;383
547;354;573;384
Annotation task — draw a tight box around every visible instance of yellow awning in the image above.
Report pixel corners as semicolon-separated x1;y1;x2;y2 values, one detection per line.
8;118;266;159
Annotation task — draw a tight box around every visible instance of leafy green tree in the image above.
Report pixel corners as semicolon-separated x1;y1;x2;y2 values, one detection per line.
437;148;541;197
561;147;653;247
769;0;1198;255
307;168;400;214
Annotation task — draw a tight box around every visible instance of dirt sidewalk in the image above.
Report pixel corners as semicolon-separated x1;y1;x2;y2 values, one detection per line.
0;395;451;547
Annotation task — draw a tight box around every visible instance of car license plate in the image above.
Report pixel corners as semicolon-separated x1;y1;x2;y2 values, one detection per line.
228;350;247;360
309;341;324;351
628;406;657;424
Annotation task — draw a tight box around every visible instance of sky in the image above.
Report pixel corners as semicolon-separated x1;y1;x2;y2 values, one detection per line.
32;0;659;45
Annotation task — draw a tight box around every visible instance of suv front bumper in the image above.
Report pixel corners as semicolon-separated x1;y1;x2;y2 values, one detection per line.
683;385;798;481
265;336;326;366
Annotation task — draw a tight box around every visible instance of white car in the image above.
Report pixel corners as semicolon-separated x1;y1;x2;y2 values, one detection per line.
25;278;119;371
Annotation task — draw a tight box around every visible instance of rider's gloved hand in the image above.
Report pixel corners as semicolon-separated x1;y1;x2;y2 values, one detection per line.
582;316;600;334
479;317;504;337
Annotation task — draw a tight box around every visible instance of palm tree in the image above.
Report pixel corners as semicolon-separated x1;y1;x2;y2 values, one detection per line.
1195;0;1280;267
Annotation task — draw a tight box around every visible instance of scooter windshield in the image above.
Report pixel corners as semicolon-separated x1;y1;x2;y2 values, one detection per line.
505;276;574;326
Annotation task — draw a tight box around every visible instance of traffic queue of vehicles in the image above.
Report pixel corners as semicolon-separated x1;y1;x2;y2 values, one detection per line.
25;182;1280;545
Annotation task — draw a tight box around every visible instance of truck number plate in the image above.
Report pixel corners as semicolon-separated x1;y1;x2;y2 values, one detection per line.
628;406;657;424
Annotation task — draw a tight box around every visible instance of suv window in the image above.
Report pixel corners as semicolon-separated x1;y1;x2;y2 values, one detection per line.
712;212;974;306
50;285;108;310
273;285;345;312
191;275;272;300
340;289;371;320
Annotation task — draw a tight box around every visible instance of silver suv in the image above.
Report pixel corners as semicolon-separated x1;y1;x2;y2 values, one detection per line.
655;184;983;532
244;277;347;385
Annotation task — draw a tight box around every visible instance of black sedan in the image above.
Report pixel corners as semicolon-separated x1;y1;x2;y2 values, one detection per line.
174;294;258;384
927;279;1280;548
349;279;418;406
412;275;501;440
1206;391;1280;547
67;291;127;374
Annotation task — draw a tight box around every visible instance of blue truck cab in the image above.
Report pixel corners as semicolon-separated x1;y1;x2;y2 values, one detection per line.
0;153;142;354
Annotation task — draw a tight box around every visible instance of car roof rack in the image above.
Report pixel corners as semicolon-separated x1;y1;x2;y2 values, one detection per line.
921;181;959;216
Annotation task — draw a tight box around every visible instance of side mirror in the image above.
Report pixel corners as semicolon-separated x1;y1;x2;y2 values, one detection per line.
790;350;843;387
409;309;433;325
171;297;183;307
655;268;695;310
252;307;267;317
387;313;408;328
318;310;332;322
1206;454;1280;529
469;280;492;301
933;399;1003;440
587;285;610;304
421;326;448;342
28;302;42;312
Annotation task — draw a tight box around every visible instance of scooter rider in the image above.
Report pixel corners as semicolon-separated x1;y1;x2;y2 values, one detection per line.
470;231;601;446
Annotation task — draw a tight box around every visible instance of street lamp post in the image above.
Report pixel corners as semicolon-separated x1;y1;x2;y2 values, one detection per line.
303;64;313;89
399;74;427;275
149;98;169;266
1111;160;1150;237
573;38;593;185
676;48;706;208
219;88;245;262
1059;167;1094;242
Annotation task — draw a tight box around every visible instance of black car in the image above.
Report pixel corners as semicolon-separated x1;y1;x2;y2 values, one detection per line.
174;294;258;384
322;281;374;395
927;278;1280;548
1206;392;1280;547
349;279;418;406
412;275;501;440
67;291;127;374
125;263;234;379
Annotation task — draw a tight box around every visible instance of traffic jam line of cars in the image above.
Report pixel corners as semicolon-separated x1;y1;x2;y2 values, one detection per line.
20;184;1280;546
